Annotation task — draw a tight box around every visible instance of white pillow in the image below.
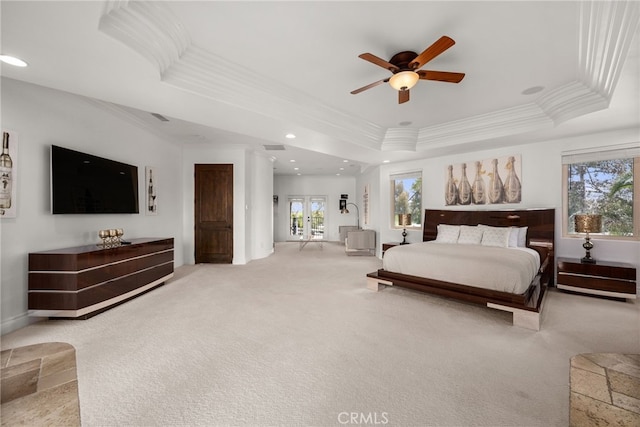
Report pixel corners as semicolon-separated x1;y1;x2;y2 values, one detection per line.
508;227;519;247
457;225;483;245
479;225;511;247
435;224;460;243
508;226;529;247
518;226;528;247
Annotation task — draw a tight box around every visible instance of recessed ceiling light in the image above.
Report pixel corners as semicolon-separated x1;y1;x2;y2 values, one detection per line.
522;86;544;95
339;167;344;171
285;133;296;139
294;167;299;170
343;159;349;163
336;173;341;176
0;55;28;67
297;173;301;176
383;160;390;163
289;159;296;163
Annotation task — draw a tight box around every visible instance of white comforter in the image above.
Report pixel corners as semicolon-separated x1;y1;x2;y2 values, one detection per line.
383;242;540;294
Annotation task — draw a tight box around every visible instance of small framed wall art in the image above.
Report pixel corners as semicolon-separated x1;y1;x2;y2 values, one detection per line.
145;166;157;215
363;184;370;226
0;130;17;218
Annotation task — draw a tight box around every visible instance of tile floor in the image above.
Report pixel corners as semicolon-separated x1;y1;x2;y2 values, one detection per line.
570;353;640;426
1;342;80;426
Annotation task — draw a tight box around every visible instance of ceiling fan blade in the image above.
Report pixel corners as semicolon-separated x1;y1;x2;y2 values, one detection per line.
417;70;465;83
351;78;389;95
398;89;410;104
358;53;400;72
409;36;456;70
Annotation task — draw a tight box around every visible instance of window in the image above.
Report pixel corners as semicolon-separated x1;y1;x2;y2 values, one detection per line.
391;171;422;228
562;146;639;239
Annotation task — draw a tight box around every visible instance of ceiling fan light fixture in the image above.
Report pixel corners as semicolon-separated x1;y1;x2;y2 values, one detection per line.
389;70;419;91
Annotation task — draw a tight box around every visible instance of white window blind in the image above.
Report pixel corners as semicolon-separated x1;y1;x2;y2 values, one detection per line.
390;170;422;180
562;143;640;164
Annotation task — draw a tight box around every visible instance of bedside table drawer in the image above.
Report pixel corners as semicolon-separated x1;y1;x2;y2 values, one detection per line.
557;257;637;299
557;272;636;294
557;262;635;280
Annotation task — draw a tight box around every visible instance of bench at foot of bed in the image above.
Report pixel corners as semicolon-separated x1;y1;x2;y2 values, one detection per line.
365;271;546;331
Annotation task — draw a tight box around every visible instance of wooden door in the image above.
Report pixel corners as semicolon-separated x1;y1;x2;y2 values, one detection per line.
195;164;233;263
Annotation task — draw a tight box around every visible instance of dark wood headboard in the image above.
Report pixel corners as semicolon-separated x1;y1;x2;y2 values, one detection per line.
422;208;555;254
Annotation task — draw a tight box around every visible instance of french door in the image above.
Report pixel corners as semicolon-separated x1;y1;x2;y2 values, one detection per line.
289;196;326;240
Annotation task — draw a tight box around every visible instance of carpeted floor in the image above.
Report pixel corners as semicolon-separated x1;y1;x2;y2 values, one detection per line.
1;242;638;426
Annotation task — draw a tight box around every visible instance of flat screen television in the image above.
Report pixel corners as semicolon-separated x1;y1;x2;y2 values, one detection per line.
51;145;139;214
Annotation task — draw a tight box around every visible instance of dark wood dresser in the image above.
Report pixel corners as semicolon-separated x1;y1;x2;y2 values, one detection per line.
557;257;637;300
28;238;174;318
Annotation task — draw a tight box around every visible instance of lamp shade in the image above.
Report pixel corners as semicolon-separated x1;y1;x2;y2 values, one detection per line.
575;214;602;233
398;213;412;227
389;71;419;91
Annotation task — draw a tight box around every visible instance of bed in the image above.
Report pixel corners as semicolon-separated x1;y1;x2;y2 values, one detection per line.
366;208;555;330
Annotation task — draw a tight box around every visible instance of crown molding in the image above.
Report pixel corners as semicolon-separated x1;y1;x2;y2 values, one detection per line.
161;46;385;150
578;0;640;100
381;128;419;152
99;0;190;75
383;1;639;152
537;80;609;125
415;102;552;150
99;0;384;151
99;0;639;154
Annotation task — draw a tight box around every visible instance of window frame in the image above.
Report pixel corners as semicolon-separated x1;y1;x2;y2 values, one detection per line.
562;154;639;241
390;170;423;230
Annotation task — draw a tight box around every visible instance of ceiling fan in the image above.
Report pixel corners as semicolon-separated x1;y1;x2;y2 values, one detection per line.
351;35;465;104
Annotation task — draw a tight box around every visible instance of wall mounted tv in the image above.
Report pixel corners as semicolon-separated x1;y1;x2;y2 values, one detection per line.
51;145;139;214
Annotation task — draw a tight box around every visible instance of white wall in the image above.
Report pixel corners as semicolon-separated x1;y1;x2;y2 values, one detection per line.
181;146;274;265
0;78;184;334
248;151;274;260
360;128;639;283
273;175;357;242
352;166;381;254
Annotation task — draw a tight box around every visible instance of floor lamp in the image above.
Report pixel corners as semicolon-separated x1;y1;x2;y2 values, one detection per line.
340;202;360;229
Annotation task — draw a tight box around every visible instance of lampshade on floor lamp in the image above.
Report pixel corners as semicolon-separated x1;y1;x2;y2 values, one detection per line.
575;214;602;264
398;214;412;245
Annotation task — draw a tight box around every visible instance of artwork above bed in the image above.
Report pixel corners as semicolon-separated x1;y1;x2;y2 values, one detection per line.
445;155;522;206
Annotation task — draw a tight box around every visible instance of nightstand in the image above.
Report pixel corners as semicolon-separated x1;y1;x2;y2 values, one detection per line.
382;242;403;257
557;257;637;300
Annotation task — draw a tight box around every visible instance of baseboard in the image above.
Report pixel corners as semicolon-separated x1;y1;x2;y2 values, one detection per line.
1;312;39;336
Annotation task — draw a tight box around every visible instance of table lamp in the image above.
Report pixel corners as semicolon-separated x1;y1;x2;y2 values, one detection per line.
574;214;602;264
398;214;412;245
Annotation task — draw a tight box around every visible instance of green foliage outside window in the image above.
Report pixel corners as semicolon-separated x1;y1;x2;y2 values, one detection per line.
567;158;634;236
393;176;422;227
